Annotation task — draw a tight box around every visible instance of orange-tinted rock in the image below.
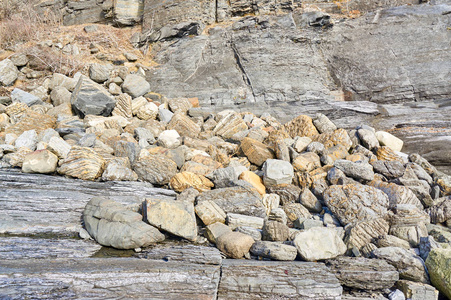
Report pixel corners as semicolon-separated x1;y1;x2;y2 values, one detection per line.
58;146;106;181
283;115;318;138
312;128;352;150
376;146;404;163
239;170;266;196
167;112;201;138
170;171;214;192
240;137;275;167
5;111;56;136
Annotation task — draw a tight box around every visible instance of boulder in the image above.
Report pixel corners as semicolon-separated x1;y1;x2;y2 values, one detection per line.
425;248;451;299
144;198;197;241
122;74;151;98
0;59;18;86
250;241;297;261
157;130;181;149
325;256;399;290
313;113;337;134
357;128;380;150
89;63;111;83
133;155;177;185
324;184;390;226
299;188;322;213
344;218;390;251
376;131;404;152
197;187;266;218
195;200;226;226
240;137;274;167
205;222;232;244
71;76;116;118
167;113;201;138
262;159;294;187
283;115;319;138
226;213;264;230
293;227;347;261
22;150;58;174
11;88;43;107
334;159;375;181
169;171;214;192
238;170;265;196
369;180;424;209
212;112;247;139
262;220;289;242
58;146;106;181
396;280;439;300
83;197;165;249
216;231;255;259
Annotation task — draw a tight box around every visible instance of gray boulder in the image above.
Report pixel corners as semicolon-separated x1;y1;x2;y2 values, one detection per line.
0;59;18;86
50;86;72;106
334;159;375;182
293;227;347;261
262;159;294;187
133;155;178;185
71;76;116;118
250;241;297;261
83;197;165;249
11;88;43;107
89;63;111;83
122;74;151;98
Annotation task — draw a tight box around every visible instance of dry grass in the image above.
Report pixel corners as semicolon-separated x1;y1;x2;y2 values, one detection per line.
25;46;85;77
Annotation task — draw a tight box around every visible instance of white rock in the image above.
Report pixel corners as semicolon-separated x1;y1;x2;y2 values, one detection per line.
15;130;38;150
293;227;347;261
376;131;404;152
262;159;294;187
0;59;18;86
47;136;72;159
293;136;312;153
158;130;181;149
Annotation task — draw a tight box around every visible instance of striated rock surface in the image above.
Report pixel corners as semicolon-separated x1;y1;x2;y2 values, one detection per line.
425;248;451;300
345;218;390;251
169;171;214;192
133;155;178;185
58;146;106;181
250;241;297;261
240;137;274;167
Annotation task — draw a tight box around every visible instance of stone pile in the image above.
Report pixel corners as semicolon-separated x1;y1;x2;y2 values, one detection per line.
1;61;451;299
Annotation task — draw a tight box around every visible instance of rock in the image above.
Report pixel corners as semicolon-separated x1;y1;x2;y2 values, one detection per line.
0;59;18;86
168;97;193;114
313;113;337;133
376;235;411;250
425;248;451;299
334;159;375;182
437;174;451;196
261;194;280;216
71;76;116;118
131;96;147;115
22;150;58;174
158;107;174;123
206;166;243;188
283;203;312;223
300;188;323;213
122;74;151;98
266;184;301;206
112;93;133;119
169;171;214;192
262;159;294;187
293;136;312;153
293;152;321;173
227;213;264;230
167;113;201;138
238;170;265;196
205;222;232;244
283;115;319;138
133;155;177;185
293;227;347;261
48;73;77;91
372;247;429;283
50;87;72;107
419;236;441;261
101;159;138;181
58;146;106;181
11;88;43;107
176;187;199;203
218;260;342;299
357;128;380;150
321;144;349;165
325;256;399;290
138;244;222;265
2;147;33;168
313;129;353;151
250;241;297;261
9;53;28;67
344;218;390;251
144;198;197;241
262;220;289;242
212;112;248;139
83;197;165;249
136;102;158;120
158;129;181;149
89;63;111;83
375;146;404;163
376;131;404;152
369;180;424;209
427;224;451;244
389;204;429;247
134;127;155;148
388;289;406;300
195;200;226;226
15;130;38;150
324;184;390;226
294;218;323;230
372;160;405;179
196;187;266;218
216;231;254;259
236;226;262;241
396;280;439;300
240;137;274;167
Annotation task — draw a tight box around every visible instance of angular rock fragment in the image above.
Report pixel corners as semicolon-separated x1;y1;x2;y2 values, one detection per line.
227;213;264;230
334;159;374;181
293;152;321;172
344;218;390;251
58;146;106;180
262;159;294;186
169;171;214;192
266;184;301;206
313;113;337;133
313;128;352;150
293;227;346;261
238;170;265;196
136;102;158;120
262;220;289;242
375;146;404;163
84;197;164;249
284;115;319;138
0;59;18;86
5;110;56;136
213;112;247;139
101;158;138;181
369;180;424;209
112;93;133;119
427;198;451;224
283;203;312;223
376;131;404;152
144;198;197;241
122;74;150;98
425;248;451;299
11;88;43;107
167;113;201;138
22;150;58;174
396;280;439;300
240;137;274;166
372;159;405;179
195;200;226;226
216;231;254;259
133;154;177;185
250;241;297;261
205;222;232;244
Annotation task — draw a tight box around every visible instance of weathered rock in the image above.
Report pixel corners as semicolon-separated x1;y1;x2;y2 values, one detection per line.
240;137;274;166
334;159;375;182
324;184;390;226
389;204;429;247
218;260;342;299
0;59;18;86
212;112;247;139
313;129;353;150
6;110;56;136
357;128;380;150
369;180;424;209
250;241;297;261
134;127;155;148
112;93;133;119
158;129;181;149
375;146;404;163
144;198;197;241
293;136;312;153
372;247;429;283
159;106;174;123
216;231;254;259
71;76;116;118
262;220;289;242
427;224;451;244
83;197;164;249
226;213;264;230
50;86;72;107
427;198;451;224
133;155;177;185
195;200;226;225
436;174;451;196
89;63;111;83
58;146;106;181
376;235;411;250
283;203;312;223
15;130;38;150
205;222;232;244
11;88;43;107
372;160;405;179
168;113;201;138
169;171;214;192
425;248;451;299
122;74;151;98
299;188;322;213
136;102;158;120
284;115;319;138
293;152;321;172
238;170;265;196
22;150;58;174
396;280;439;300
419;236;441;261
313;113;337;134
345;218;390;251
168;97;193;114
101;158;138;181
326;256;399;290
49;73;78;91
294;227;347;261
321;144;350;165
262;159;294;186
266;184;301;206
138;244;222;265
261;193;280;216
